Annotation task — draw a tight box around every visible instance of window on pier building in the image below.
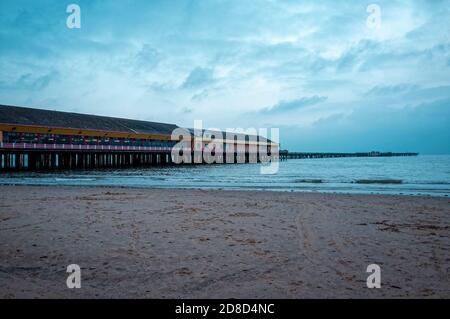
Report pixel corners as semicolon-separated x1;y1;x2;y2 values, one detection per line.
21;133;39;143
55;135;69;144
83;137;97;145
142;139;151;147
71;136;84;144
150;140;159;147
100;137;110;145
4;132;39;143
3;132;19;143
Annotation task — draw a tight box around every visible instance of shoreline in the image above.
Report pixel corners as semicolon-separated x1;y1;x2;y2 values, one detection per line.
1;185;449;298
0;182;447;198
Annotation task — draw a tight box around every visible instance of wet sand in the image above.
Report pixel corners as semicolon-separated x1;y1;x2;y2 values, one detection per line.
0;185;449;298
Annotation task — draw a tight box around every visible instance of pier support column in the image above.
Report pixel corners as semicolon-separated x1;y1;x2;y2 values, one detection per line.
51;153;57;169
28;153;35;170
14;153;20;169
35;153;40;169
70;153;74;169
4;153;9;169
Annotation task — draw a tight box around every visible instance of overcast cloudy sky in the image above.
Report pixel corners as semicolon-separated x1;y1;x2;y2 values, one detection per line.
0;0;449;153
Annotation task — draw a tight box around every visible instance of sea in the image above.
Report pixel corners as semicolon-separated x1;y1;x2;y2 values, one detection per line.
1;155;449;197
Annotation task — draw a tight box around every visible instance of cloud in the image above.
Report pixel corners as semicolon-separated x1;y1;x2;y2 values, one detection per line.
134;44;162;71
405;10;450;44
363;84;450;107
259;96;328;115
180;106;193;114
191;89;209;101
0;71;58;91
365;84;419;97
181;67;214;89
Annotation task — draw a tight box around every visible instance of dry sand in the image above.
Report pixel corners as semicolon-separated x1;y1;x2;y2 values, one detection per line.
0;185;449;298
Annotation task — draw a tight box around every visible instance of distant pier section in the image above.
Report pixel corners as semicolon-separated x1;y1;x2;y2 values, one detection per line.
280;150;419;160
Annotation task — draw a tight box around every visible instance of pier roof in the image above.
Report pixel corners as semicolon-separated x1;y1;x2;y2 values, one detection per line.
0;104;178;136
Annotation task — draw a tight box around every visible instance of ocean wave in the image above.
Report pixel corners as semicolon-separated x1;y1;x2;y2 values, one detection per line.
294;179;323;183
54;178;96;182
418;181;450;185
354;179;403;184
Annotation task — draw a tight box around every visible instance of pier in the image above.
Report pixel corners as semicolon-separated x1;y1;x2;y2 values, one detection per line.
0;105;278;171
280;150;419;160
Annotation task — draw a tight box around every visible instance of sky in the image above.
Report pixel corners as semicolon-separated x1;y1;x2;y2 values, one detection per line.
0;0;449;153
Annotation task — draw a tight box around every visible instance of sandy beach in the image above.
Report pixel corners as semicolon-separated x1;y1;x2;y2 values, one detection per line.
0;185;449;298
